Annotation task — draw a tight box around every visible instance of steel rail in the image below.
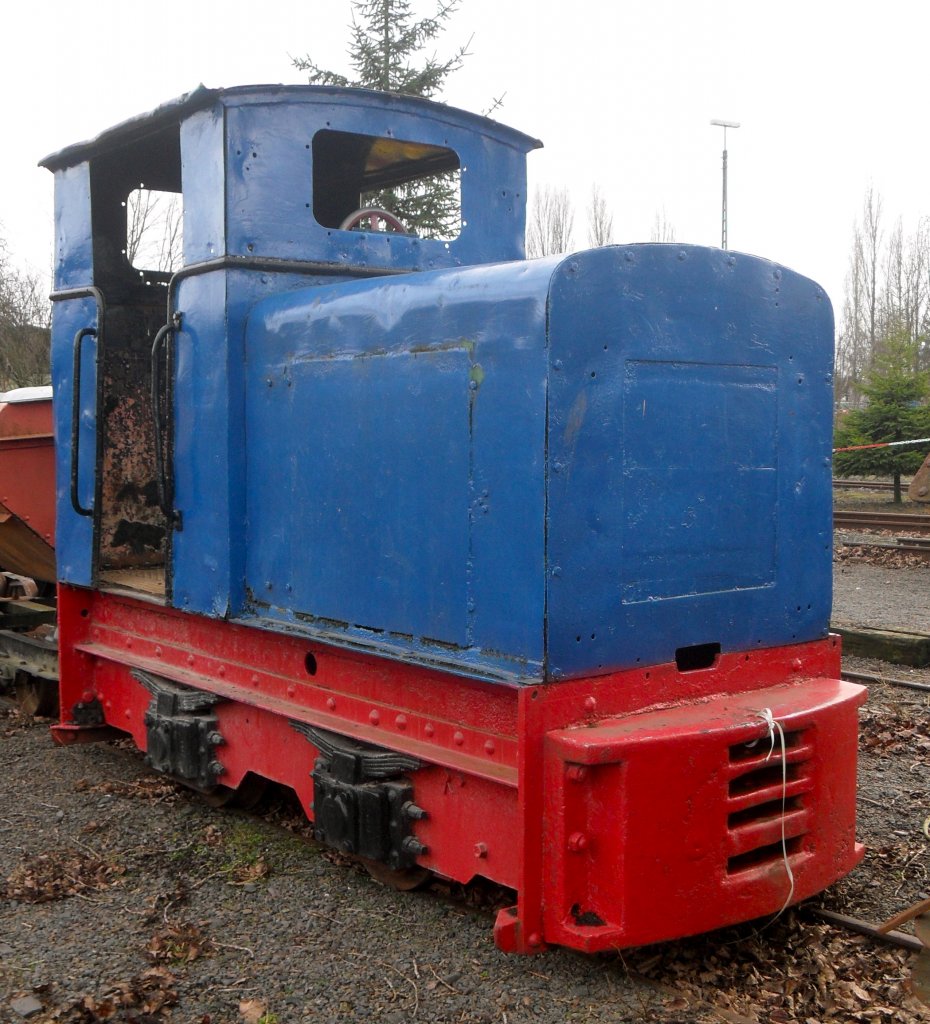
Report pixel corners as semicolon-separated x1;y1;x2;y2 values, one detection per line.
841;669;930;694
806;907;924;953
833;480;901;491
834;510;930;534
835;537;930;561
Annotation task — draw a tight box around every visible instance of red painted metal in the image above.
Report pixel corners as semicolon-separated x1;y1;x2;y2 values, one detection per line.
536;679;862;951
0;393;56;581
0;394;56;545
56;584;865;953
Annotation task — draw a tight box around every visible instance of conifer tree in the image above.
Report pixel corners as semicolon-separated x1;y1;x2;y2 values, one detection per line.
293;1;469;239
834;332;930;502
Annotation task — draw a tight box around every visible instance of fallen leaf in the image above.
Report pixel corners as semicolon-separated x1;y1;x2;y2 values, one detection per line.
239;998;267;1024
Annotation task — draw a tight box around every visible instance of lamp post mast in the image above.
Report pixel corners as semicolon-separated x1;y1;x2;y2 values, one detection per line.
710;119;740;249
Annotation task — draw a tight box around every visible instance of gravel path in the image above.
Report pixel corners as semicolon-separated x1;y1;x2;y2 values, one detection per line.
0;556;928;1023
2;692;927;1024
0;720;674;1024
833;561;930;633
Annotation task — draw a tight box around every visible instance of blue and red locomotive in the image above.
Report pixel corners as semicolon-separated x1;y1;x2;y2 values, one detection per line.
42;85;863;953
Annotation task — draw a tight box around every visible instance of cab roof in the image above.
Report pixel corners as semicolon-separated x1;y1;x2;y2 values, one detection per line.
39;84;542;172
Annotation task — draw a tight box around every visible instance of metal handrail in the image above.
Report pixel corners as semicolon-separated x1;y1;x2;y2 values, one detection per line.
69;326;97;517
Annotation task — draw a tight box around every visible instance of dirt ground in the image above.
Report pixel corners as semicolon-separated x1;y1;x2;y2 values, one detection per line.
0;498;928;1023
832;485;930;515
1;663;928;1024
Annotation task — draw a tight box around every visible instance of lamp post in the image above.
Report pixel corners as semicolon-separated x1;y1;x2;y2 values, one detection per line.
710;119;740;249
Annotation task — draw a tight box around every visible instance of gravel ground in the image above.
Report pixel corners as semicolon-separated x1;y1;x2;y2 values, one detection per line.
0;548;928;1023
0;718;680;1024
822;660;930;923
1;699;928;1024
833;562;930;633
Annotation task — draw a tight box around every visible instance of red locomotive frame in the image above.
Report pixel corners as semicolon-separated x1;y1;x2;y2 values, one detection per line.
54;585;864;953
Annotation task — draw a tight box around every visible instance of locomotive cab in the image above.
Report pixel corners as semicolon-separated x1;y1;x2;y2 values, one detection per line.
41;85;539;601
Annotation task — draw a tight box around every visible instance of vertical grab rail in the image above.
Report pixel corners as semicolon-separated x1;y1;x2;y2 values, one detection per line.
150;313;182;529
70;326;98;517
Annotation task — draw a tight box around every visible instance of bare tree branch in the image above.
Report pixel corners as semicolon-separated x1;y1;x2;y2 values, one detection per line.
526;186;575;258
0;238;51;388
650;208;676;243
126;189;183;273
838;187;884;406
837;186;930;408
587;185;613;248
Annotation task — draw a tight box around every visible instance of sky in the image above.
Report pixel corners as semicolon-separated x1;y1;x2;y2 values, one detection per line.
3;0;928;325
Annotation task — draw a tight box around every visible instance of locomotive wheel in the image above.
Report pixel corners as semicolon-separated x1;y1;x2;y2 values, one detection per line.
13;672;59;718
199;773;269;810
361;858;431;892
338;206;408;234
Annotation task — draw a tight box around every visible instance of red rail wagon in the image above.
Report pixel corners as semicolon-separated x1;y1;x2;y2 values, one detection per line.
0;386;56;583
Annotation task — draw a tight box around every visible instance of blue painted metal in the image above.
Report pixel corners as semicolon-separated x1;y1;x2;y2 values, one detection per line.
545;245;834;678
42;85;836;685
179;105;225;267
167;87;538;618
42;85;541;614
46;163;97;587
169;267;336;617
42;85;539;272
50;164;94;289
240;245;834;682
49;293;97;587
219;87;537;270
242;261;552;678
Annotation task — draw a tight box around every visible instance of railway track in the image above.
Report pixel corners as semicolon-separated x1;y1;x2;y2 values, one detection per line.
834;510;930;534
833;479;904;491
835;537;930;562
834;509;930;561
806;907;926;954
842;669;930;693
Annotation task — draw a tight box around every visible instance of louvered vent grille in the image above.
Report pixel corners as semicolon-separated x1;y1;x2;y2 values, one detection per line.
725;728;813;876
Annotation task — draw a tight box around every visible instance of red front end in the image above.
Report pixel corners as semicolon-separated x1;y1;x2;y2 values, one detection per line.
55;585;864;953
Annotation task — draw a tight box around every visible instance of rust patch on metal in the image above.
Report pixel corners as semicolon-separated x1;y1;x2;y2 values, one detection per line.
563;390;588;449
0;502;56;582
99;306;167;571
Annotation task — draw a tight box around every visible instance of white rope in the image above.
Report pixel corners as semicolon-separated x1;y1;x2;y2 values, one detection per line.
757;707;795;919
